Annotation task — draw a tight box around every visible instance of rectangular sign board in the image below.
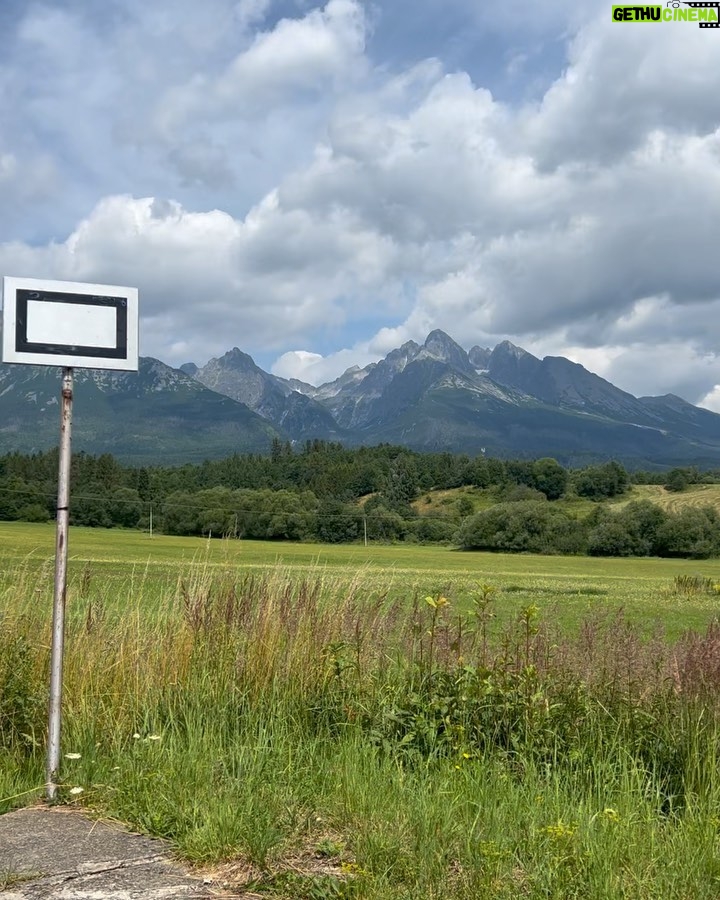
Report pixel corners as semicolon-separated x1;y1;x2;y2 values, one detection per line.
2;276;138;371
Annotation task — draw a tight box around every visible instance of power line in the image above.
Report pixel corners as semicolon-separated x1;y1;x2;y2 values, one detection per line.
0;484;466;522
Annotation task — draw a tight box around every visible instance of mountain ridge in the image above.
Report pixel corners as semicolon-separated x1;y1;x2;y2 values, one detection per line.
3;329;720;467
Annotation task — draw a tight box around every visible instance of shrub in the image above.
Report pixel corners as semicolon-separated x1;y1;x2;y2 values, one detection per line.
408;517;457;544
574;461;629;500
457;501;586;554
655;507;720;558
15;504;50;523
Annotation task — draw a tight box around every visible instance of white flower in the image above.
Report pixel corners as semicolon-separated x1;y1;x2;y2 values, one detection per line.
69;786;84;795
65;752;81;760
147;734;161;741
133;733;141;739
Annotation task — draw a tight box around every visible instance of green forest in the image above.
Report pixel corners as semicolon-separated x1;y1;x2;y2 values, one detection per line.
2;440;719;558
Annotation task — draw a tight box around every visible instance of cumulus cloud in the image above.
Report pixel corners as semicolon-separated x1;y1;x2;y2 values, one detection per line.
0;191;402;366
524;15;720;168
155;0;367;134
700;386;720;414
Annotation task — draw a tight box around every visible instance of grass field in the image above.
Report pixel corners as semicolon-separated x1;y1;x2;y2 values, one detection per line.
618;483;720;513
3;521;720;638
413;482;720;520
4;522;720;897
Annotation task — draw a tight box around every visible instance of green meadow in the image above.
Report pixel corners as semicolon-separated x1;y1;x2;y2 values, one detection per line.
3;521;720;637
4;522;720;898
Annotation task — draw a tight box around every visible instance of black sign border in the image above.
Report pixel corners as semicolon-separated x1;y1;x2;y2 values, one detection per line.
15;290;128;360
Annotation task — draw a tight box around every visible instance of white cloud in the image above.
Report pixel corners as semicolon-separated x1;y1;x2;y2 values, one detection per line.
272;345;378;385
272;350;324;382
0;191;402;365
700;386;720;414
154;0;367;134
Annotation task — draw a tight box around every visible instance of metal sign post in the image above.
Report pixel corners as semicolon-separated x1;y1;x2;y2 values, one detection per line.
46;367;74;800
2;275;138;803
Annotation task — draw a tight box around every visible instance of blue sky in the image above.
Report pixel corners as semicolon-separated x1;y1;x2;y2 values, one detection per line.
2;0;720;409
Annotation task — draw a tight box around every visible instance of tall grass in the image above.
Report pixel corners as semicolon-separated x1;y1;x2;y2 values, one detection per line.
3;554;720;897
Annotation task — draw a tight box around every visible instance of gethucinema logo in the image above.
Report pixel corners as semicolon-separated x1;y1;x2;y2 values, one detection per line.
612;2;720;26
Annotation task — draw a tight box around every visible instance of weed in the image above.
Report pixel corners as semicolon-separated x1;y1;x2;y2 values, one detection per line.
672;573;717;595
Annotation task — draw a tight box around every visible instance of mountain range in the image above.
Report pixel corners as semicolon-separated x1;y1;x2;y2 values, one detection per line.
2;328;720;467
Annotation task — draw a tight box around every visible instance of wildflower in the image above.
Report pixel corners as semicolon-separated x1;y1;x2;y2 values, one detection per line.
132;733;141;739
147;734;161;741
69;786;84;795
541;820;576;840
602;808;620;823
478;841;509;861
341;861;368;876
64;752;81;760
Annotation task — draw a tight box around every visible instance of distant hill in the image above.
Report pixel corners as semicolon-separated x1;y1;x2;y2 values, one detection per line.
0;357;278;464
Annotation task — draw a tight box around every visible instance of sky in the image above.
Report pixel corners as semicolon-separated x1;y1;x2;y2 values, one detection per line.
1;0;720;408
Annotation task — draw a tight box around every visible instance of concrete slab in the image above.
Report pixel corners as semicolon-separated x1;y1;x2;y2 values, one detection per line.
0;807;237;899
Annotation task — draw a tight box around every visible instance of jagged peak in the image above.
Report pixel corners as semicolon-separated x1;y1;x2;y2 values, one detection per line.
417;330;471;371
468;345;492;368
492;340;536;360
424;328;455;344
385;340;420;362
204;347;260;371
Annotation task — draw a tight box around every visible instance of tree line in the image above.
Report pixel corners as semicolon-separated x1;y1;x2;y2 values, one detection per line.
1;442;718;556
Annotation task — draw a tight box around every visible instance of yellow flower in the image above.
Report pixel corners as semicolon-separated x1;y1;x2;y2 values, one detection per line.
341;861;368;876
602;808;620;823
541;820;576;840
425;594;450;609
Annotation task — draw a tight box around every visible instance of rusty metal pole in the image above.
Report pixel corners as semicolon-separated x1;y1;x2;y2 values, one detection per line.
46;367;74;801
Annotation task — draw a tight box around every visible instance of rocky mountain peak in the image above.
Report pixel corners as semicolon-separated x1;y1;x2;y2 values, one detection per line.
417;330;472;372
385;340;420;365
492;340;536;361
488;341;541;389
215;347;258;372
468;346;492;369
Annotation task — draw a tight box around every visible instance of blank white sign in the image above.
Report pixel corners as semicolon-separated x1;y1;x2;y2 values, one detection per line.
1;276;138;371
26;300;118;349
